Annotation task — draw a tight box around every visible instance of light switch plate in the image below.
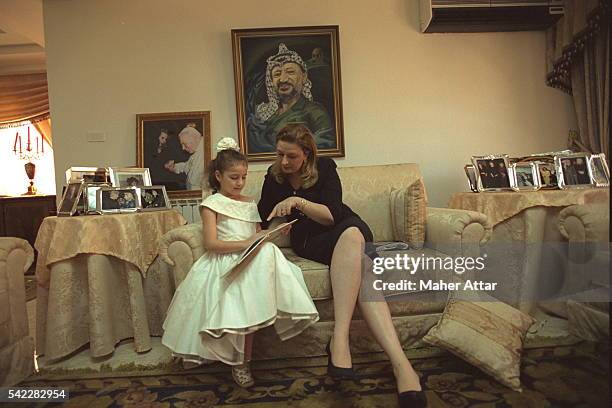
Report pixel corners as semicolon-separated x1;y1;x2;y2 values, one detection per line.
86;132;106;142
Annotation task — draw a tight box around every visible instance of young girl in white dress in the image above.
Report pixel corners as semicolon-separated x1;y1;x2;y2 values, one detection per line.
162;138;319;387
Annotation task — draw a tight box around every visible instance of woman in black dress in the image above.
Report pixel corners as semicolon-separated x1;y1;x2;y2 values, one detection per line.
258;124;425;407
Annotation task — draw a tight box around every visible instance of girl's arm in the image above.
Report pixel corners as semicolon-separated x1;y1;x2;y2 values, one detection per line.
201;207;252;253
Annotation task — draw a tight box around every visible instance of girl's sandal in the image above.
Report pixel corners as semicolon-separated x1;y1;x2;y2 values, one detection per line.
232;363;255;388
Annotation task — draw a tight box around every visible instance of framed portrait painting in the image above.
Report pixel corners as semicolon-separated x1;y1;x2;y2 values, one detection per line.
136;111;211;198
232;25;344;161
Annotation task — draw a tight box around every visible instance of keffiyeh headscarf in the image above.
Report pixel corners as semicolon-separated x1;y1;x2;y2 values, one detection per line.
256;43;313;122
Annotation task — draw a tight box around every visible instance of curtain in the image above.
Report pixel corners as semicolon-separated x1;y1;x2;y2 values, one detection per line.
546;0;610;156
0;73;52;146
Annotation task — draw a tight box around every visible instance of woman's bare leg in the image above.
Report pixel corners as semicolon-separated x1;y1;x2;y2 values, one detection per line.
357;299;422;392
328;227;363;368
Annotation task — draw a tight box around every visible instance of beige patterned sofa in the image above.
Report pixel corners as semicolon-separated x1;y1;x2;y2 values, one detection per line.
159;163;491;359
0;237;35;386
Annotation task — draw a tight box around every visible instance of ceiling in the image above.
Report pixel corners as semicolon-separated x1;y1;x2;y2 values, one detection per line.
0;0;46;75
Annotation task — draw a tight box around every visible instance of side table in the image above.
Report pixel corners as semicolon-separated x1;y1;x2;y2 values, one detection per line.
35;210;186;360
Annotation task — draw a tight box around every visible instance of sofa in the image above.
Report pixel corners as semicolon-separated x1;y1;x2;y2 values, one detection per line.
159;163;491;360
0;237;35;386
549;203;609;340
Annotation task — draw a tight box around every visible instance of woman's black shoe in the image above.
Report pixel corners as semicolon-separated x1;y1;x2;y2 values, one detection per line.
397;390;427;408
326;338;356;380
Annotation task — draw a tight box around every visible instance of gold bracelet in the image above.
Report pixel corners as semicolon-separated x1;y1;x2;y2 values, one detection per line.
300;198;308;211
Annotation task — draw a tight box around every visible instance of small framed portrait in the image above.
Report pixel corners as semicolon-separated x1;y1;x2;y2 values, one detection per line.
96;187;141;214
65;167;109;184
555;153;594;189
463;164;478;192
83;182;112;214
139;186;170;211
109;167;152;188
136;111;212;198
471;155;512;191
232;26;344;161
510;162;541;191
58;182;84;216
589;153;610;187
534;161;559;189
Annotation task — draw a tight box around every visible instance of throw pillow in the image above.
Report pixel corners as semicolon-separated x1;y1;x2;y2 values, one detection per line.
389;179;427;249
423;292;535;391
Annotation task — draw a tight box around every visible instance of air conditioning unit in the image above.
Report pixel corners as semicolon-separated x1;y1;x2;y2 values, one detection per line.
419;0;564;33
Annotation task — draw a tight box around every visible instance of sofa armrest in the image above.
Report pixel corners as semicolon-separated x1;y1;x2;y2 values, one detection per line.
158;223;204;286
425;207;491;257
0;238;34;274
558;203;609;243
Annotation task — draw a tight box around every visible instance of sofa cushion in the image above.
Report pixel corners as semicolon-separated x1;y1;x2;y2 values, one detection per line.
390;179;427;249
423;292;535;391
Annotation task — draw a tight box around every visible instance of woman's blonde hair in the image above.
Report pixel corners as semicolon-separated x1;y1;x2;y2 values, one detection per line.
270;123;318;188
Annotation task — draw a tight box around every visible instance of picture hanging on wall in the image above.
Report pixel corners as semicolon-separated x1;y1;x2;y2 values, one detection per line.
136;111;211;198
231;25;344;161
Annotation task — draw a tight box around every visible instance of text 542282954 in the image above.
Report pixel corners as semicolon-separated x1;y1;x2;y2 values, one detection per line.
0;388;69;402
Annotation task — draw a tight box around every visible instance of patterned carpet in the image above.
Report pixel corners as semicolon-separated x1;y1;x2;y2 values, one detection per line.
19;342;609;408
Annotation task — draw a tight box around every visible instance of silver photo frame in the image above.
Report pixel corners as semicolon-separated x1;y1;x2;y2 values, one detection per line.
58;182;84;216
83;182;112;214
65;167;109;184
510;162;541;192
96;187;141;214
109;167;152;188
534;161;559;189
555;153;595;189
139;186;171;211
464;164;478;192
471;154;512;192
589;153;610;187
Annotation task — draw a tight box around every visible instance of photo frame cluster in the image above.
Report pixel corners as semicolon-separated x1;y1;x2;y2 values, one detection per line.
464;152;609;192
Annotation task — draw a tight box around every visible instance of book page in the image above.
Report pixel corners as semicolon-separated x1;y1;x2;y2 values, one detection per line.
222;219;297;278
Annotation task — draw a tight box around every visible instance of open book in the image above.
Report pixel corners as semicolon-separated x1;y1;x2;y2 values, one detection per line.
222;219;298;278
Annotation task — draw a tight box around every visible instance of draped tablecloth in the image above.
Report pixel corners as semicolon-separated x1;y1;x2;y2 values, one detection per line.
35;210;186;360
448;189;609;313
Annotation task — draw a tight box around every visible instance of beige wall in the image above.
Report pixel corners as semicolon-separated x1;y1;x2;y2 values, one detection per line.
43;0;576;206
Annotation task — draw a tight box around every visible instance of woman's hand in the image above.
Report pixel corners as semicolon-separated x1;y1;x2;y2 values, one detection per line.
267;197;301;221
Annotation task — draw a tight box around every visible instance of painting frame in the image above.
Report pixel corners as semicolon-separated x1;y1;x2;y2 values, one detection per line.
231;25;344;161
58;182;84;217
139;185;171;211
109;167;152;188
463;164;478;192
136;111;212;198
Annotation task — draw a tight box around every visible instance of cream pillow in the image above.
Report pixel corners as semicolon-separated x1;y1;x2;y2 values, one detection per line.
423;292;535;391
389;179;427;248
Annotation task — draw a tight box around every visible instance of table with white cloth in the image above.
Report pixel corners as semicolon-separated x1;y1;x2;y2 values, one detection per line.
34;210;186;361
448;189;609;314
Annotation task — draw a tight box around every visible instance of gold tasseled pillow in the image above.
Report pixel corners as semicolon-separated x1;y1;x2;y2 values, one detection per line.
423;292;535;391
389;179;427;248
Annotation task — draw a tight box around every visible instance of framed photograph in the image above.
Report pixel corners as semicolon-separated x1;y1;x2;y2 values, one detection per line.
510;162;541;191
83;182;111;214
96;187;141;214
65;167;109;184
139;186;170;211
58;182;84;216
534;161;559;189
109;167;152;188
471;155;512;191
589;153;610;187
555;153;594;189
463;164;478;192
136;111;212;198
232;25;344;161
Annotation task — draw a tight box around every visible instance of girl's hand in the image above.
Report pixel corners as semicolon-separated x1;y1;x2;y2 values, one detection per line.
267;197;300;221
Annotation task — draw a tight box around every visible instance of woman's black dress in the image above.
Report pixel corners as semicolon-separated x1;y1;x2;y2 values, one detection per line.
258;157;373;266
